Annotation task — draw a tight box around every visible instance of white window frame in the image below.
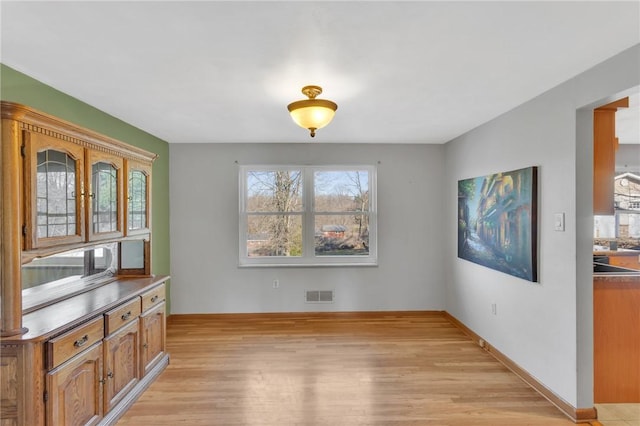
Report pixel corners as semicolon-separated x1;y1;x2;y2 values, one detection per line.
239;165;377;267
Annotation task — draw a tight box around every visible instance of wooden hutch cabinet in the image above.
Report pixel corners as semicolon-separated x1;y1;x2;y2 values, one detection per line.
0;102;169;426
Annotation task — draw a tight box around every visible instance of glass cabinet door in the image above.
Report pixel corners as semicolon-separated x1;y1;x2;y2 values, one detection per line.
87;151;124;241
124;160;152;236
24;132;85;249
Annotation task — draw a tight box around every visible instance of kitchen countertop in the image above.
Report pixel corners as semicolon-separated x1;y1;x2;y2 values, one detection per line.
593;273;640;282
593;249;640;256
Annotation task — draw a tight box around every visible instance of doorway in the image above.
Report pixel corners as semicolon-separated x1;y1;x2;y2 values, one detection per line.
589;90;640;425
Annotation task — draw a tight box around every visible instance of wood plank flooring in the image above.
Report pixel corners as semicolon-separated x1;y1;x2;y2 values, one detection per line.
117;311;576;425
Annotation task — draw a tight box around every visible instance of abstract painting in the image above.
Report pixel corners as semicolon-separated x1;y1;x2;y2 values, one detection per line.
458;166;538;282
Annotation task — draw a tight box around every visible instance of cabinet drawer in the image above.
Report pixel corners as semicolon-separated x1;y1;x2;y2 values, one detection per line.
105;297;141;335
47;316;104;369
141;283;165;312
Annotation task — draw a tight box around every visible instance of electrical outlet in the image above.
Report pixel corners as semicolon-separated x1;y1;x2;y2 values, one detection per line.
273;279;279;289
491;303;497;315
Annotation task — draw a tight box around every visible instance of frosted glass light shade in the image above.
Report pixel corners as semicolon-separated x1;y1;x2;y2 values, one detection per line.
288;100;337;131
287;86;337;137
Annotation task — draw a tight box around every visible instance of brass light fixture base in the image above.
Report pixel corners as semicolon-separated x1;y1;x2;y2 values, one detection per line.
301;85;323;99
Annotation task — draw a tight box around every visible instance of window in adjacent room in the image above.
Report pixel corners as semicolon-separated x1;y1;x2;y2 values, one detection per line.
239;165;377;266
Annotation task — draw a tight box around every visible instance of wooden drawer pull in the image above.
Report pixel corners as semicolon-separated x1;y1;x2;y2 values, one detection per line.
74;335;89;348
150;295;159;303
121;311;132;321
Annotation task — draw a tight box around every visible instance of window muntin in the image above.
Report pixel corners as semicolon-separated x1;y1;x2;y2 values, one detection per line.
240;165;376;266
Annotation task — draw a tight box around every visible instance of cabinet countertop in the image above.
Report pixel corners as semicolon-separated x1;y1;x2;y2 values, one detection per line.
593;274;640;283
0;275;169;343
593;249;640;257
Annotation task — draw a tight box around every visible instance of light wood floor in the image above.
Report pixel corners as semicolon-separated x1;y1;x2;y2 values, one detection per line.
595;403;640;426
117;311;577;425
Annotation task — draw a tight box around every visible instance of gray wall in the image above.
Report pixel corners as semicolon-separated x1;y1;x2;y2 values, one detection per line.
444;44;640;409
169;143;445;314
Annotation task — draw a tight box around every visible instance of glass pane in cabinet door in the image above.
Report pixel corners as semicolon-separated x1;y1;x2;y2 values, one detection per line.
92;162;118;233
36;150;77;238
128;170;147;230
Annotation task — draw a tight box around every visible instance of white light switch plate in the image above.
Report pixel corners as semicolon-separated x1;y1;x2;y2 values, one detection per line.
554;213;565;231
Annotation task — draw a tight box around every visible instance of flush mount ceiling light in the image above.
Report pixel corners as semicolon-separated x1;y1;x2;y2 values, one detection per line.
287;85;338;137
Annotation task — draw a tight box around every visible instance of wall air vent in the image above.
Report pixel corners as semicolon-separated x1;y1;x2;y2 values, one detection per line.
305;290;334;303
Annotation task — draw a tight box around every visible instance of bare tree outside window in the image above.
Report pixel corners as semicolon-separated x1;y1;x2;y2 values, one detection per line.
240;166;376;266
246;170;303;257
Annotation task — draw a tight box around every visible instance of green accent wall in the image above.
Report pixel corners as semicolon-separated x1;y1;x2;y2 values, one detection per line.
1;63;171;308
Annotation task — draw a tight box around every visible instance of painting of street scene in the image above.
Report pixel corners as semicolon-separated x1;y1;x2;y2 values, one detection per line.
458;166;538;282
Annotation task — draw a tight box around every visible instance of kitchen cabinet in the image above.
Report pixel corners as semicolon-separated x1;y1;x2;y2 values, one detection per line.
593;97;628;215
594;275;640;402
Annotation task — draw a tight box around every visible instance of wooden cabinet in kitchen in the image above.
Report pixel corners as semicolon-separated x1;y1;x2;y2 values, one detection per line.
593;97;629;215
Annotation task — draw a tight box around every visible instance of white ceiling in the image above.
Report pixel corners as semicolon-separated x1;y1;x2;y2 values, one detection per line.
1;1;639;144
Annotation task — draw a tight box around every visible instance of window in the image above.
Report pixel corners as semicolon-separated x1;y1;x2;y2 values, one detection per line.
239;165;377;266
